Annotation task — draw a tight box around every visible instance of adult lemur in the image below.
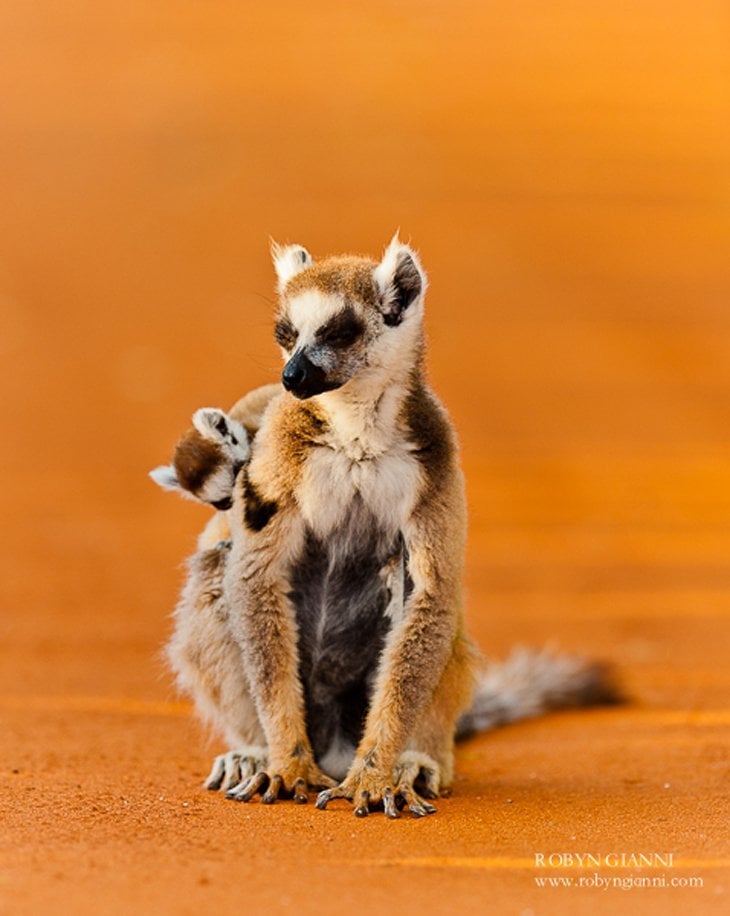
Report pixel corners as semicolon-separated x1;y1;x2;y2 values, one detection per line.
151;237;615;818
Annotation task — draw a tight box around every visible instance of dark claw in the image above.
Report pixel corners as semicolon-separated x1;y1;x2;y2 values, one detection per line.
400;786;436;818
315;789;333;810
228;770;268;802
354;790;370;817
204;756;228;790
223;772;243;792
261;774;283;804
293;778;308;804
383;787;400;819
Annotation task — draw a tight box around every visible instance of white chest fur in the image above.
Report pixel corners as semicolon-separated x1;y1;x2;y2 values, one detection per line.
296;442;423;540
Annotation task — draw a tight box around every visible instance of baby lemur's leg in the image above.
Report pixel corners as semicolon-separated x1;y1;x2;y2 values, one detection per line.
166;528;267;792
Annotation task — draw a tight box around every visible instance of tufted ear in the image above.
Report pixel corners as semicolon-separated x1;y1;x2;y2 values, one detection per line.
373;234;427;327
149;464;188;496
270;240;312;291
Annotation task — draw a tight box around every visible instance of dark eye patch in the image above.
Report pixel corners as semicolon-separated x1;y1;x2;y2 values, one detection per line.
274;317;298;350
316;306;364;348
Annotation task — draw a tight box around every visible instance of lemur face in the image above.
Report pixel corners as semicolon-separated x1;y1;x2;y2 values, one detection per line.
271;238;427;400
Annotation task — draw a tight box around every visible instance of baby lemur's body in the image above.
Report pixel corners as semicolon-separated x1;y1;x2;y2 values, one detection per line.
152;238;615;818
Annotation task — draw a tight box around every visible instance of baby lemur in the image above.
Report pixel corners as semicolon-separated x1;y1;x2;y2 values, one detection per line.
151;237;615;818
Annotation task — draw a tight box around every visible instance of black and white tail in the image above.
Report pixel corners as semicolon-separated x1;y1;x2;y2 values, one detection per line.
456;647;620;740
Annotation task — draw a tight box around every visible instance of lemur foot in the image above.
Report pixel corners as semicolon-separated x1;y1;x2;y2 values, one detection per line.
316;751;441;819
224;751;336;805
204;746;268;792
150;408;249;508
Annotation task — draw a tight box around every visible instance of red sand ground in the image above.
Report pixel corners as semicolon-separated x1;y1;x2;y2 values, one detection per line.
1;2;728;914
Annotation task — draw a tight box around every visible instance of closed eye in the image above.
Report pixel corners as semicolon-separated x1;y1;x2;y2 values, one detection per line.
274;318;298;350
316;307;364;348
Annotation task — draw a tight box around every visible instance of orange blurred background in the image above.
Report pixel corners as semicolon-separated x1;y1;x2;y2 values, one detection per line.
3;0;729;698
1;2;729;913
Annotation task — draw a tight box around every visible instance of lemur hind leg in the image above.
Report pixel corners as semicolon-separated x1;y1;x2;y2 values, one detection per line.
166;535;267;792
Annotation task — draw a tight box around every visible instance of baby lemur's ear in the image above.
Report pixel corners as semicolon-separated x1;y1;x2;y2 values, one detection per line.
149;464;186;494
373;234;427;327
271;241;312;291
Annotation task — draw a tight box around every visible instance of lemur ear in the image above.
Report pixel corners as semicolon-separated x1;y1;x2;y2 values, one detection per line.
149;464;187;495
271;241;312;290
373;234;427;327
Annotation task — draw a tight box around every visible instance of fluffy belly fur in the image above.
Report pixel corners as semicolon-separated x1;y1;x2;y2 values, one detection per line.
287;496;406;778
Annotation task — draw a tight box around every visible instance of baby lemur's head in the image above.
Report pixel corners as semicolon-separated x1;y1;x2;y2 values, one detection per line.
271;236;427;400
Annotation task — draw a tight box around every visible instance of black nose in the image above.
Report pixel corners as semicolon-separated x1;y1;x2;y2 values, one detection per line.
282;350;338;399
282;353;308;392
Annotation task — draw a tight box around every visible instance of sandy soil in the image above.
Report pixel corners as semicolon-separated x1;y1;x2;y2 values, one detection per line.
1;2;729;914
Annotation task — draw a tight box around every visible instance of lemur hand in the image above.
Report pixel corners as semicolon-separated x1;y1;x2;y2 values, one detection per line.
224;749;336;805
315;751;441;819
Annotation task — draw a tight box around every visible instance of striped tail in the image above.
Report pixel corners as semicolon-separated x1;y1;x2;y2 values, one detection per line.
456;647;621;740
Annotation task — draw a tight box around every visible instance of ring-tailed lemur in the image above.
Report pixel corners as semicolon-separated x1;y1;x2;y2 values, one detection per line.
151;237;617;818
